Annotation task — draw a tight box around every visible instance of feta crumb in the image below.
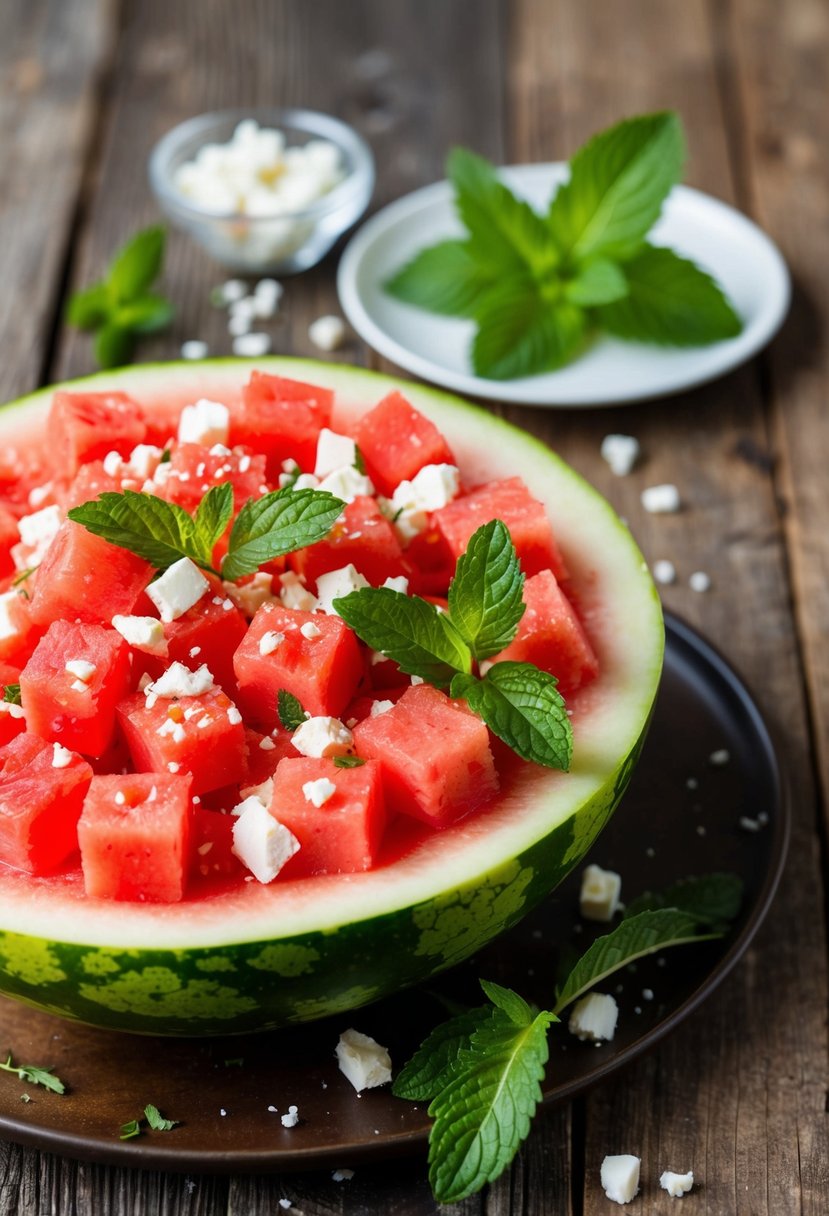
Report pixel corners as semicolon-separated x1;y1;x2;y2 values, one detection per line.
277;1200;292;1210
146;557;209;622
332;1168;354;1182
568;992;618;1042
280;1105;299;1128
51;743;73;769
314;428;357;479
167;762;180;773
579;864;622;922
178;398;230;447
16;504;62;566
689;570;711;592
231;800;300;883
279;470;320;491
641;483;681;514
223;571;276;618
308;314;347;352
233;332;272;357
601;434;640;476
660;1170;694;1197
302;776;337;807
739;816;762;832
410;674;424;686
227;706;242;725
316;464;374;503
382;575;409;594
652;559;676;585
601;1155;641;1205
300;621;322;640
279;571;318;613
259;736;276;751
70;678;89;693
370;699;394;717
642;987;654;1001
241;777;274;807
259;630;285;656
181;339;209;361
216;279;247;305
111;614;167;654
390;464;460;541
709;748;730;766
315;564;369;615
102;450;124;477
0;590;29;643
335;1029;392;1093
291;716;353;759
128;445;164;481
148;662;215;699
65;659;96;683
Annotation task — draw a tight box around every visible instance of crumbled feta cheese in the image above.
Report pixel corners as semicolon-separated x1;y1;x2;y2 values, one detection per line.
709;748;730;766
314;429;357;478
240;777;274;807
0;701;24;721
16;504;62;566
302;776;337;807
148;662;215;699
259;630;285;656
641;483;681;514
215;279;247;305
568;992;619;1042
308;314;347;352
146;558;209;622
252;278;283;318
410;674;424;686
370;699;394;717
601;434;640;476
228;312;252;338
64;659;96;683
231;799;300;883
291;716;353;759
111;615;167;654
279;571;318;612
300;621;321;640
209;443;232;457
739;815;762;832
335;1029;392;1093
51;743;73;769
28;482;53;508
231;793;268;818
332;1169;354;1182
389;464;460;541
128;444;164;480
223;571;276;618
315;564;369;615
102;450;124;477
178;398;230;447
279;470;320;491
382;575;409;594
579;864;622;922
114;791;126;805
316;464;374;503
601;1155;641;1205
280;1105;300;1128
660;1170;694;1197
167;761;180;772
259;736;276;751
70;679;89;693
181;339;209;361
689;570;711;593
652;559;676;585
277;1199;292;1210
233;332;272;357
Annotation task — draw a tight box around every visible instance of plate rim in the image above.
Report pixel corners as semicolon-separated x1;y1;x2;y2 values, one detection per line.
337;166;791;407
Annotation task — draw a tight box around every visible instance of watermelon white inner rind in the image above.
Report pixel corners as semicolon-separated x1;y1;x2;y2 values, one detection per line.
0;360;663;955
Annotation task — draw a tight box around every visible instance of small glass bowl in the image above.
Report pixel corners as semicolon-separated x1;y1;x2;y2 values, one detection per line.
149;107;375;275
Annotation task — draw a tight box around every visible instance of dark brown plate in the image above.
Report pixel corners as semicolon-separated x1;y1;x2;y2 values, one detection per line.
0;614;788;1172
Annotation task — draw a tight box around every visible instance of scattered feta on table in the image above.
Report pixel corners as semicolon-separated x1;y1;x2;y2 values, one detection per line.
601;434;640;476
232;332;272;357
181;339;209;360
652;559;676;585
568;992;619;1042
335;1028;392;1093
709;748;730;766
579;863;622;922
689;570;711;593
600;1155;641;1205
332;1168;354;1182
660;1169;694;1197
641;483;681;514
309;314;347;352
280;1105;300;1128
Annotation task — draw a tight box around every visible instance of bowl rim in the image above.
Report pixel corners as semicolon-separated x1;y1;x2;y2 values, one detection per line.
148;106;375;225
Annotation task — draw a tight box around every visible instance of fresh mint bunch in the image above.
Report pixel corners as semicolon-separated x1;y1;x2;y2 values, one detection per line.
66;226;174;369
334;519;573;771
394;873;743;1203
385;112;742;379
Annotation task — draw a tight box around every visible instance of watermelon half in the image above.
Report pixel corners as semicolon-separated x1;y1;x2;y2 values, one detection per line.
0;359;663;1035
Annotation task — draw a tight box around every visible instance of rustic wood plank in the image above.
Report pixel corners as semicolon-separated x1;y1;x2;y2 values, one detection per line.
0;0;116;402
506;1;828;1213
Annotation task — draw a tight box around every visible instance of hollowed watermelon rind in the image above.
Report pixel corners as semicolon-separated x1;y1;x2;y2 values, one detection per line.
0;360;663;1035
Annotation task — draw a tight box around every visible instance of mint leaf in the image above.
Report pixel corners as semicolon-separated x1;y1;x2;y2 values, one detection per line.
451;663;572;770
479;978;533;1025
547;111;685;262
393;1006;496;1101
564;258;628;306
114;294;175;335
427;1001;555;1203
333;587;472;686
623;872;743;929
0;1054;65;1094
553;909;721;1016
222;487;345;581
333;754;366;769
3;684;21;706
595;244;742;345
385;240;496;318
107;225;166;304
144;1103;179;1131
277;689;306;732
194;482;233;556
94;324;134;370
471;281;585;379
448;148;556;275
119;1119;141;1140
66;283;110;331
448;520;524;661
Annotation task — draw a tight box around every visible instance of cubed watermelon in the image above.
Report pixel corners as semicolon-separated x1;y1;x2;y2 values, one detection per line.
0;507;19;578
49;391;147;476
61;460;125;511
0;733;92;874
352;683;498;827
0;587;44;667
231;373;333;477
163;444;268;514
289;496;410;589
137;583;247;697
492;569;598;696
77;772;193;902
29;521;154;626
192;806;244;880
353;392;456;496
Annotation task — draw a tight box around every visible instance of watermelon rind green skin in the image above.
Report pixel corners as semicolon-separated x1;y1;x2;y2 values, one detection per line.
0;359;663;1036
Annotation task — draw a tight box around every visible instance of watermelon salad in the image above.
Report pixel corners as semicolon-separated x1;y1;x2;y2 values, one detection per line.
0;360;663;1034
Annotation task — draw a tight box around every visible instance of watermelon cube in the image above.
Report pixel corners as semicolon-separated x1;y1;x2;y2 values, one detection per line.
163;443;268;515
289;496;410;590
270;756;386;875
0;506;19;578
231;373;333;477
0;733;92;874
61;459;125;511
49;390;147;476
20;620;131;757
0;587;44;667
117;682;247;795
192;806;244;880
77;772;193;901
0;698;27;746
233;603;364;728
137;582;247;697
353;392;456;496
29;521;154;626
492;570;598;696
352;684;498;827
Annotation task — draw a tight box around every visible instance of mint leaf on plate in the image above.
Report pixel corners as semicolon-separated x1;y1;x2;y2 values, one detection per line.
471;280;586;380
333;587;472;686
448;519;525;661
0;1054;66;1094
222;487;345;581
595;244;743;344
564;257;628;307
385;240;496;318
392;1005;496;1102
451;662;573;770
144;1103;179;1131
623;872;743;929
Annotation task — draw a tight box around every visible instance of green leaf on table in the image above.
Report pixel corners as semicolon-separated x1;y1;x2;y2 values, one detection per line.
2;684;21;706
277;689;306;732
119;1118;141;1140
471;280;586;379
564;257;628;306
66;282;110;331
393;1006;496;1102
623;872;743;929
448;520;525;661
451;662;572;770
114;294;175;334
144;1103;179;1131
595;244;742;345
222;487;345;581
94;323;135;369
333;587;472;686
547;111;685;262
385;240;496;318
553;908;721;1015
107;225;166;304
0;1054;65;1094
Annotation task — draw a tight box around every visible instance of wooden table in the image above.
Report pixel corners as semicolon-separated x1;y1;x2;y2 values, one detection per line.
1;0;827;1211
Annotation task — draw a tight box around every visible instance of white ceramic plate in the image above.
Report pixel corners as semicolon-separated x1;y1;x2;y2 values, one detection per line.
337;164;790;407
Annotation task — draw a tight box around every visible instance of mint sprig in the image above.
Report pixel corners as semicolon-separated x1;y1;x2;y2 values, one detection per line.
447;519;524;659
385;112;742;379
451;664;572;771
144;1103;179;1131
221;487;346;581
67;226;174;369
0;1053;65;1094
